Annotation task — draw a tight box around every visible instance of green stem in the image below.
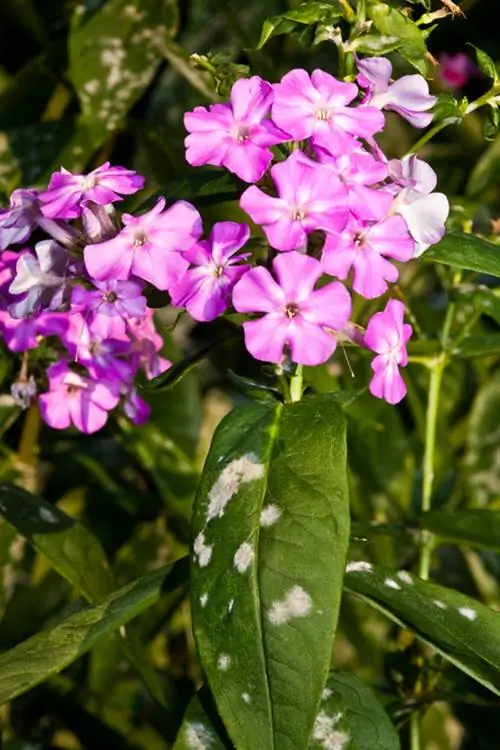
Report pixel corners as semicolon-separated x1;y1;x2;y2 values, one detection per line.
410;712;421;750
357;0;366;25
289;364;304;403
407;121;450;155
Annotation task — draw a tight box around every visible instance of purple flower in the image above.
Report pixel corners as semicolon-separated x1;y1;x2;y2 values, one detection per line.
322;215;414;299
184;76;288;183
39;360;120;434
357;57;436;129
84;198;202;290
232;251;351;365
240;151;348;251
123;387;150;425
389;154;449;256
40;162;145;220
62;313;134;384
81;201;119;243
364;299;412;405
0;251;19;308
72;280;147;338
127;311;171;380
438;52;477;91
0;310;68;352
170;221;250;321
0;189;40;251
272;69;384;154
8;241;71;318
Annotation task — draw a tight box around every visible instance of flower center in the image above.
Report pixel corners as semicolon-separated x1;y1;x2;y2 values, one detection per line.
234;124;250;142
134;231;147;247
104;291;118;303
88;341;101;356
315;108;331;121
353;232;365;247
67;384;81;395
213;266;224;278
82;175;97;190
291;207;306;221
285;303;300;319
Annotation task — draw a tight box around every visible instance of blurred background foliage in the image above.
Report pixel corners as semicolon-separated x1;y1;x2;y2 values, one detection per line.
1;0;500;748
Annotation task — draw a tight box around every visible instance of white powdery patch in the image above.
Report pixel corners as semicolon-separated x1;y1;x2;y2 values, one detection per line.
217;653;231;671
234;542;254;573
346;561;373;574
207;454;264;522
433;600;447;610
268;585;313;626
322;688;332;701
242;692;251;704
39;506;57;524
313;711;349;750
185;722;212;750
384;577;401;590
458;606;477;621
397;571;413;585
260;504;282;527
193;533;213;568
228;599;235;614
200;593;208;608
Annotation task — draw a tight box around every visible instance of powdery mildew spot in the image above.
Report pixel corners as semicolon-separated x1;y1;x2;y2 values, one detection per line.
384;577;401;590
268;585;313;626
185;722;212;750
313;711;349;750
433;600;447;610
218;653;231;671
260;504;282;527
242;692;251;704
458;606;477;621
322;688;332;701
200;593;208;608
228;599;235;614
397;571;413;585
193;533;213;568
207;454;264;522
39;506;57;524
234;542;254;573
346;561;373;573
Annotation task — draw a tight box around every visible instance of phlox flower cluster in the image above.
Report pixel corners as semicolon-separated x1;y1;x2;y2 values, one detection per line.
0;58;449;433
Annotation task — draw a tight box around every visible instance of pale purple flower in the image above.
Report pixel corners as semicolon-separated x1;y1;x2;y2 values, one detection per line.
8;241;71;318
170;221;250;321
84;197;202;290
184;76;288;183
72;280;147;338
364;299;412;405
438;52;477;90
272;69;384;154
11;375;37;409
240;151;348;251
389;154;449;256
322;215;414;299
40;162;145;219
123;387;150;425
0;189;40;250
81;201;118;243
0;310;68;352
62;313;134;383
0;251;19;308
127;311;172;380
357;56;436;129
232;251;351;365
39;360;120;434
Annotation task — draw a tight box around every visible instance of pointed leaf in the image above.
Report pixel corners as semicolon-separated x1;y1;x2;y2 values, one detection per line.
422;510;500;552
255;2;345;49
451;333;500;359
191;394;350;750
345;564;500;695
309;672;400;750
367;3;427;74
173;691;231;750
465;373;500;505
424;232;500;277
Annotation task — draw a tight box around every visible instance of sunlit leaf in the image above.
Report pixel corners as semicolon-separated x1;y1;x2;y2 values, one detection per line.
422;509;500;551
424;232;500;277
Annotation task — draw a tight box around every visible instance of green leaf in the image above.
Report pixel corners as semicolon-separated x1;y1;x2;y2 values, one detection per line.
451;333;500;359
367;3;427;74
309;672;400;749
424;232;500;277
465;373;500;505
136;170;244;212
0;558;188;705
471;45;498;84
255;2;344;49
0;485;113;603
173;692;230;750
191;394;350;750
433;93;466;125
422;510;500;551
466;134;500;197
345;564;500;695
146;338;227;391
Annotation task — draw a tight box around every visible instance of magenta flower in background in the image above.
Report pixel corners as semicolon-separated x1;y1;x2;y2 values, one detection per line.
322;215;414;299
184;76;288;183
357;56;436;128
39;360;119;434
272;69;384;154
40;162;145;220
232;252;351;365
170;221;250;321
62;313;134;383
240;151;348;251
389;154;449;256
0;189;40;251
364;299;412;404
123;387;150;425
0;311;68;352
438;52;476;90
0;251;20;307
84;197;202;290
72;279;147;338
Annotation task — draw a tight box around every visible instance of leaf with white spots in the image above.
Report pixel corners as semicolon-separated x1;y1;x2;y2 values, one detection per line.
344;564;500;695
173;691;230;750
191;395;350;750
309;672;400;750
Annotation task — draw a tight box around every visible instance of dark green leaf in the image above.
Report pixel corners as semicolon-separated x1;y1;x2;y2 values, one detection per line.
309;672;400;749
471;45;498;83
424;232;500;277
137;170;244;212
367;3;427;74
422;510;500;551
146;338;227;391
192;394;350;750
255;2;344;49
345;564;500;694
465;373;500;505
466;134;500;196
451;333;500;358
433;93;466;125
173;692;230;749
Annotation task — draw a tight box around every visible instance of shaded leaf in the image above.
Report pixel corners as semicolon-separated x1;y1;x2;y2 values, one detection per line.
255;2;345;49
146;338;226;391
465;373;500;505
424;232;500;277
173;691;231;750
137;170;244;212
422;509;500;551
452;333;500;359
367;3;427;74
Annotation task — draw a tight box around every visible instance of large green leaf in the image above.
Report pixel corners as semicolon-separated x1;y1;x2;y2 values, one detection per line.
452;333;500;359
345;563;500;695
191;394;350;750
465;373;500;505
0;558;188;705
424;232;500;277
367;3;427;74
136;170;244;212
255;2;344;49
309;672;400;750
173;692;230;750
422;509;500;551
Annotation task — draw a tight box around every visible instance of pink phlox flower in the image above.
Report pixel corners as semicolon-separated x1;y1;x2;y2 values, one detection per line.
84;197;202;290
81;201;119;243
314;146;392;221
240;151;349;251
170;221;250;321
40;162;145;220
438;52;477;91
271;68;384;154
364;299;412;405
232;251;351;365
0;189;40;251
126;311;172;380
39;360;120;434
357;56;436;129
184;76;288;183
72;280;147;338
123;386;150;425
62;313;134;383
0;310;68;352
8;240;71;318
322;215;414;299
389;154;449;256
